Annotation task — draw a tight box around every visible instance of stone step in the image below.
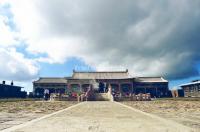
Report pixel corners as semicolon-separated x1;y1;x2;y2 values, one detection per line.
94;93;109;101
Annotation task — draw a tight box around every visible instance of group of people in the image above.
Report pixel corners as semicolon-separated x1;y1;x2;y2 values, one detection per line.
77;87;92;102
43;87;92;101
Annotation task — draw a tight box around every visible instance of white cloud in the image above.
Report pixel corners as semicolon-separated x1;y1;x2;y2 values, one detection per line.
27;36;88;64
0;48;39;81
0;13;19;47
0;1;39;83
1;0;200;80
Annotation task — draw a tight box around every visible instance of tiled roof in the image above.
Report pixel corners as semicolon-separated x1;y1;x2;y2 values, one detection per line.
72;70;132;79
33;77;67;84
135;77;168;83
179;81;200;87
33;71;168;83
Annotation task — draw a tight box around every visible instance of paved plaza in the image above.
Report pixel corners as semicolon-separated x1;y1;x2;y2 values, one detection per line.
2;101;194;132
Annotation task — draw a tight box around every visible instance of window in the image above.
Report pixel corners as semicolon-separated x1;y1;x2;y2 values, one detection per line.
189;86;194;93
184;87;189;92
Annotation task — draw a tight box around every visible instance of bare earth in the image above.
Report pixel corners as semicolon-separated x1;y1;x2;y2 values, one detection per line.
122;99;200;131
3;101;194;132
0;100;77;131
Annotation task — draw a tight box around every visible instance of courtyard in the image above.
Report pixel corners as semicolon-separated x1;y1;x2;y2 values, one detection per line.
0;99;199;132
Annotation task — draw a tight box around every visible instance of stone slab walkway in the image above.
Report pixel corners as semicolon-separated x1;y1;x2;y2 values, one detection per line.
2;101;195;132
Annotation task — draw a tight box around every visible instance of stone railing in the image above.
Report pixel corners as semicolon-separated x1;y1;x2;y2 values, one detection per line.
107;86;114;102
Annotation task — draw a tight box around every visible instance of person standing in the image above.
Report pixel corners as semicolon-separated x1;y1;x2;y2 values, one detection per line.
44;89;49;101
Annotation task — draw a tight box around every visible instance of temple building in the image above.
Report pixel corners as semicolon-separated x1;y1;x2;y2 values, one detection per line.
33;70;169;98
180;80;200;97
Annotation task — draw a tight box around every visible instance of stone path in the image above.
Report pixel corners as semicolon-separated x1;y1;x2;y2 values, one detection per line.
2;101;195;132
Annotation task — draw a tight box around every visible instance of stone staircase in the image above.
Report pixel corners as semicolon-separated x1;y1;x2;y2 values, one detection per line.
94;93;109;101
94;93;113;101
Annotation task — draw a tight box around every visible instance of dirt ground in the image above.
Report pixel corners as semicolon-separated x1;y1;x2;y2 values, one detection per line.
0;100;77;130
122;99;200;131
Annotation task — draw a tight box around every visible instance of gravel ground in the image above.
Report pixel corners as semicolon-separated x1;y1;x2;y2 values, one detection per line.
122;99;200;131
0;100;77;131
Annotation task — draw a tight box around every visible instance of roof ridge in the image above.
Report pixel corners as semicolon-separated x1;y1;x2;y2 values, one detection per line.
179;80;200;87
40;77;65;79
0;83;23;88
73;71;128;73
137;77;162;78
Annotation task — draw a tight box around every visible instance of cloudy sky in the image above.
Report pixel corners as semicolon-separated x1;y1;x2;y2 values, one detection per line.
0;0;200;92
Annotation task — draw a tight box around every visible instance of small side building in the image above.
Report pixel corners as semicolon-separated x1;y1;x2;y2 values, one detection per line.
180;80;200;97
0;81;26;98
33;77;68;97
134;77;169;97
